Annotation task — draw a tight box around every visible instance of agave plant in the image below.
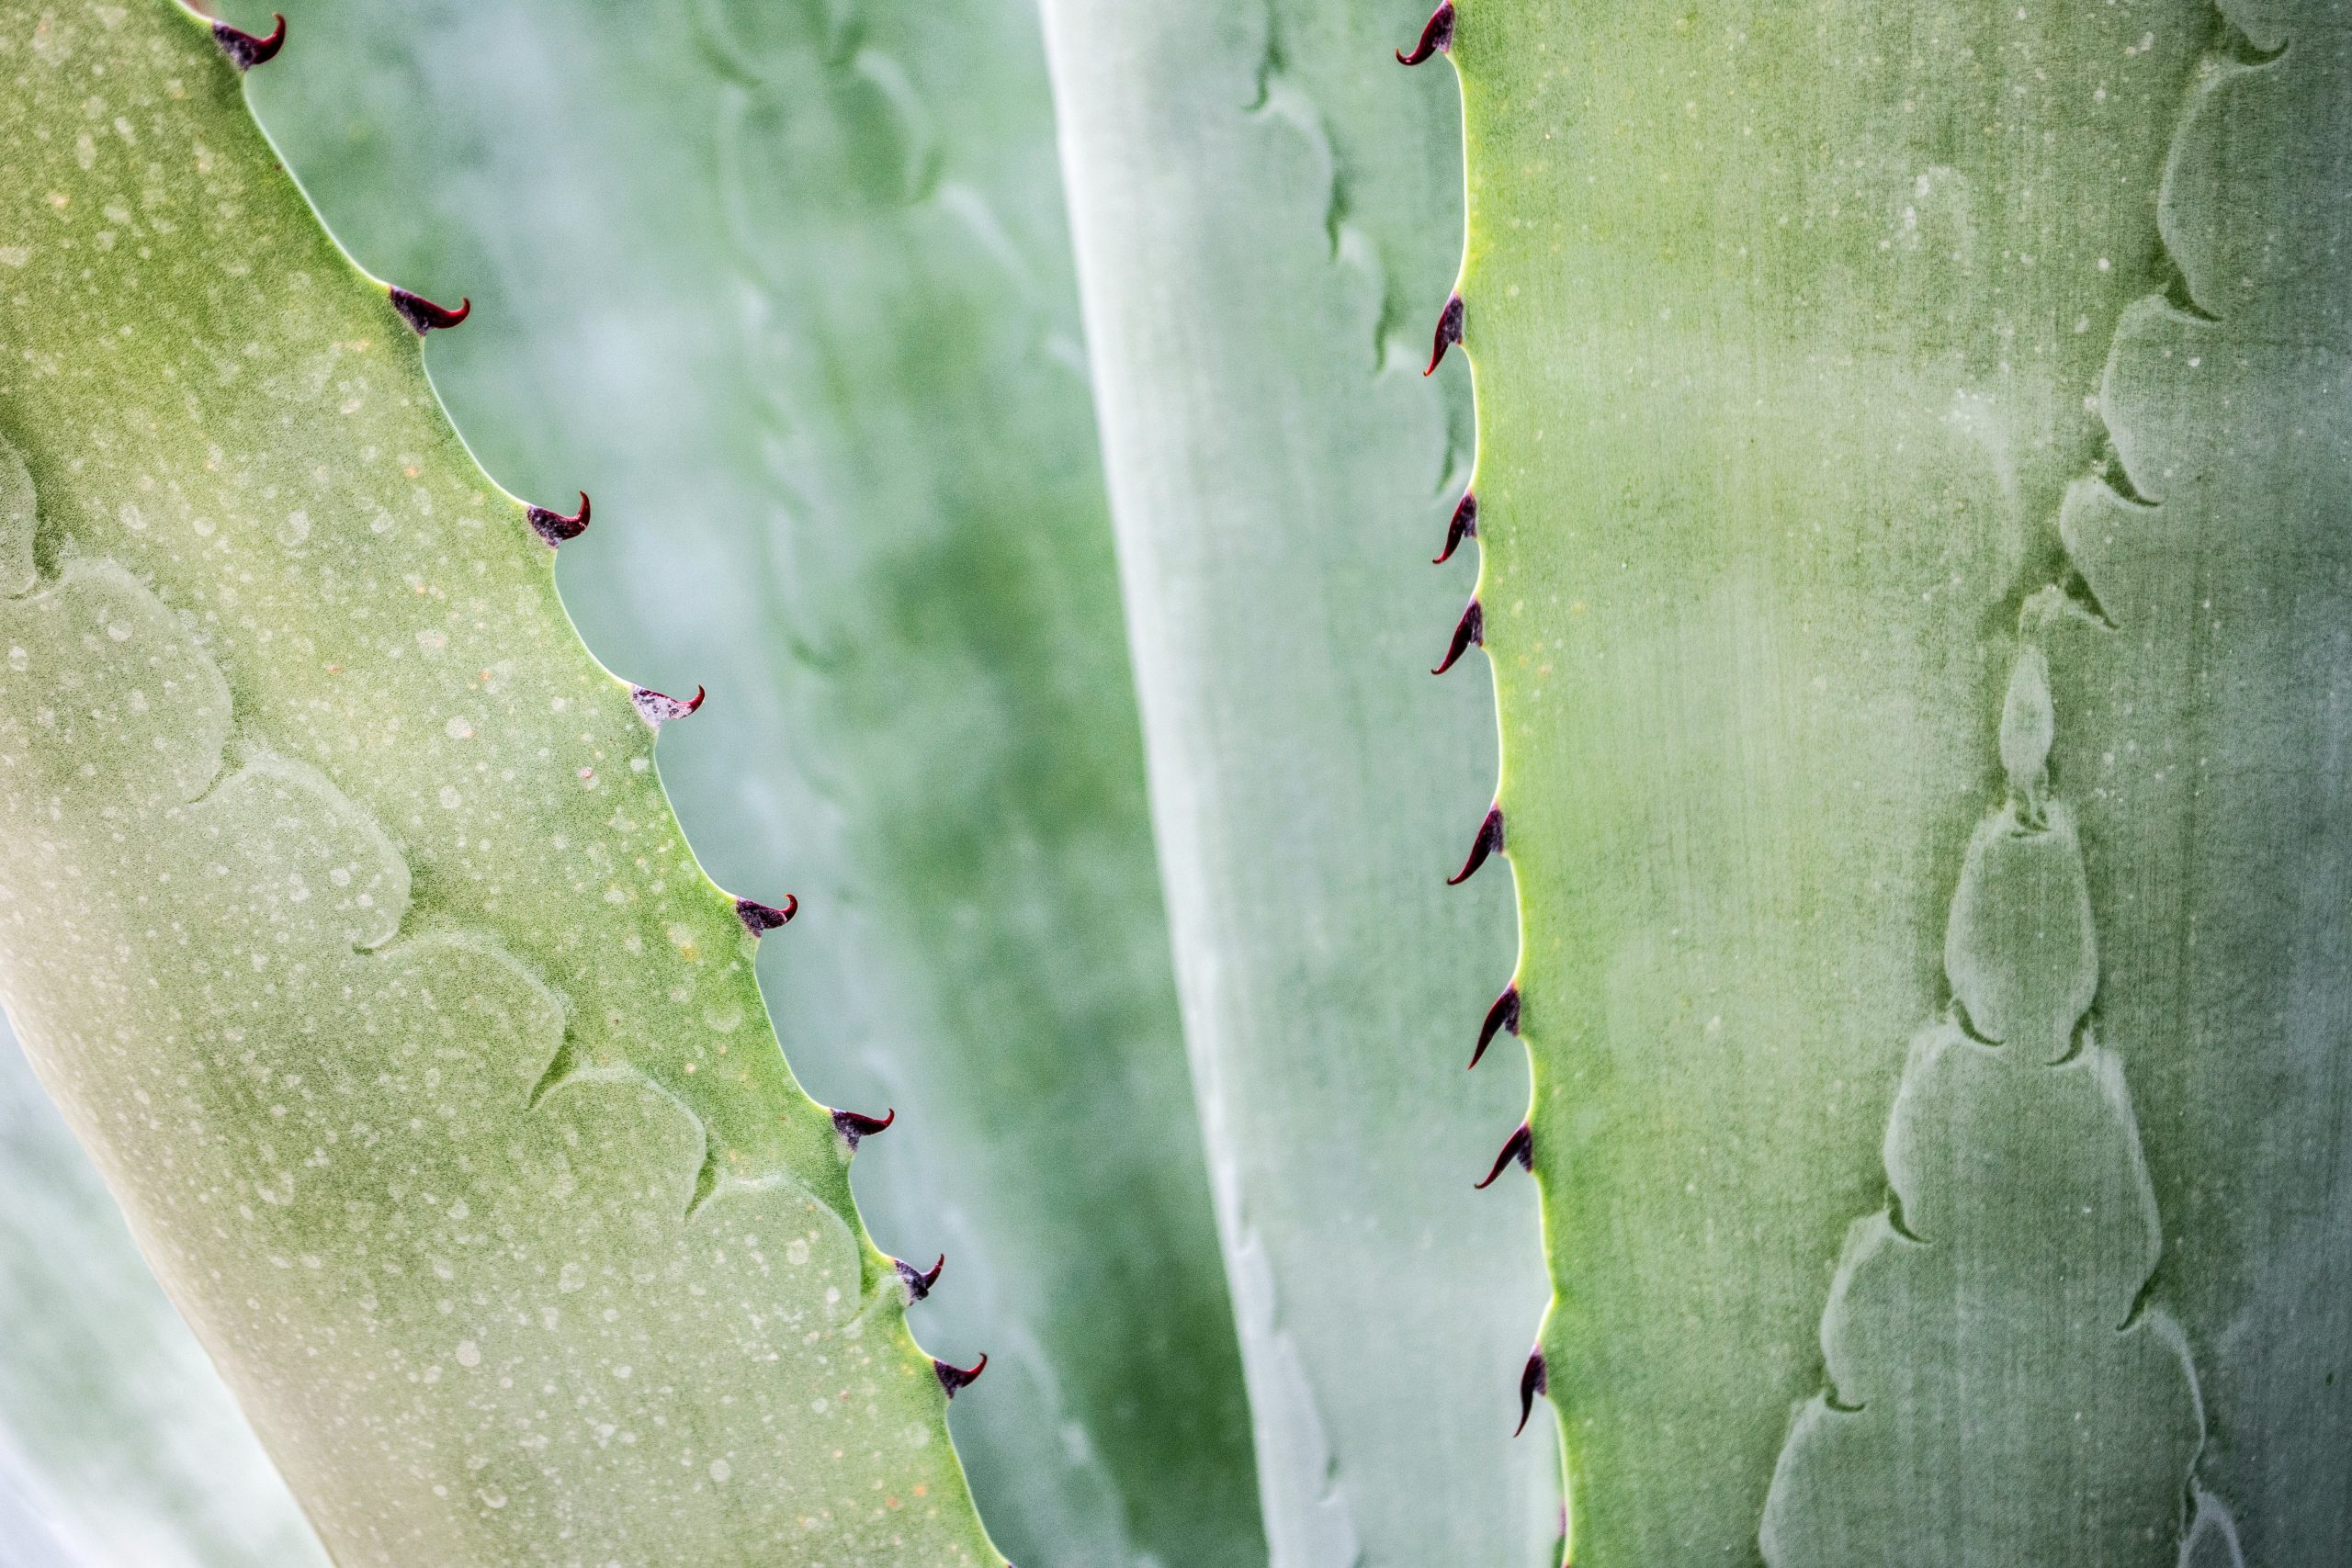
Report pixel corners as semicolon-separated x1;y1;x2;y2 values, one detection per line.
1;0;2346;1564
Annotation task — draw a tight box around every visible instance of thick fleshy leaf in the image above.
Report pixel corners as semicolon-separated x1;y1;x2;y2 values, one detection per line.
0;5;998;1562
1037;2;1561;1563
226;2;1262;1563
0;1020;327;1567
1443;0;2352;1561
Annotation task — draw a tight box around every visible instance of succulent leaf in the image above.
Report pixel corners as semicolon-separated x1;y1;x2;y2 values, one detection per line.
1036;1;1563;1562
0;1021;327;1567
0;4;1001;1562
1442;0;2352;1562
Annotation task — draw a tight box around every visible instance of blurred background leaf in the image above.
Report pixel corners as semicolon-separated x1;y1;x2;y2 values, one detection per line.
0;1021;327;1568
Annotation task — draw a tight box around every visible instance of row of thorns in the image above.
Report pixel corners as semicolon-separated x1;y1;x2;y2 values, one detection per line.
1397;0;1555;1444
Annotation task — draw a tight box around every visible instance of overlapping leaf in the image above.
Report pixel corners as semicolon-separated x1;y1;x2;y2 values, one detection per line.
1037;3;1562;1562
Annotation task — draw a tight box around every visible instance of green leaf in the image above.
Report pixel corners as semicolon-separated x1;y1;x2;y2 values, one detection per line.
1036;2;1560;1562
1447;0;2352;1560
0;5;999;1561
221;1;1263;1562
0;1020;328;1567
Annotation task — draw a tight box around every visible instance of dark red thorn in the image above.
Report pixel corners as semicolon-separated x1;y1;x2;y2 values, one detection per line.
933;1351;989;1398
527;491;591;547
630;684;706;728
735;895;798;936
1476;1122;1533;1190
1447;804;1505;886
390;288;472;335
1396;2;1454;64
1434;492;1478;564
1470;983;1521;1069
1425;294;1464;376
897;1254;946;1301
831;1105;896;1148
1515;1348;1549;1436
212;12;284;70
1432;598;1484;674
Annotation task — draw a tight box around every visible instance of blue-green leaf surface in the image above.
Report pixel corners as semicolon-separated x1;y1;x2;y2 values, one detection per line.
1036;3;1561;1562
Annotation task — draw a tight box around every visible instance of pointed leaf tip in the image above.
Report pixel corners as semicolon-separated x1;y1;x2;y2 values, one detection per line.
211;12;284;70
1515;1348;1548;1436
1470;983;1521;1069
1447;804;1505;886
1476;1122;1532;1190
1396;2;1454;64
896;1254;946;1302
734;895;798;936
933;1352;989;1398
1425;294;1464;376
1432;598;1484;673
527;491;591;547
831;1105;896;1148
630;684;706;728
1434;492;1477;564
390;288;472;335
